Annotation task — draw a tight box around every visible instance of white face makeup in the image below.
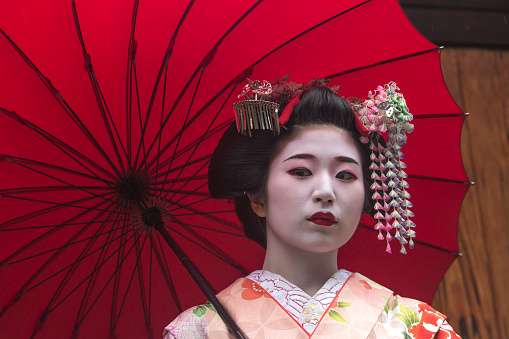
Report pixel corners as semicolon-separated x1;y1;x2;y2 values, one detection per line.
252;125;365;254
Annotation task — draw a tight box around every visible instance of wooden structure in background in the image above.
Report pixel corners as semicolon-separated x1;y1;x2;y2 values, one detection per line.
430;48;509;339
401;0;509;48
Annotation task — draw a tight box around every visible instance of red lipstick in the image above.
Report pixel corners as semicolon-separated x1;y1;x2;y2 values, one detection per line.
308;212;336;226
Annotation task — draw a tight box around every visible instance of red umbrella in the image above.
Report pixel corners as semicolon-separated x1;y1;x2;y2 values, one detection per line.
0;0;469;338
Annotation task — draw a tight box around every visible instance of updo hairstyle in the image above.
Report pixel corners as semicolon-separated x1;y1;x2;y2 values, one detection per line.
208;86;376;248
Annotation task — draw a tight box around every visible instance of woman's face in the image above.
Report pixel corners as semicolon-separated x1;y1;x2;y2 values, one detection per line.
251;125;365;254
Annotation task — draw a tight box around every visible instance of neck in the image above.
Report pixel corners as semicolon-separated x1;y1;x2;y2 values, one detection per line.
262;240;339;297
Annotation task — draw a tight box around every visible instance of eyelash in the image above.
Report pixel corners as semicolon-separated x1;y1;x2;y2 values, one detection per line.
287;167;357;180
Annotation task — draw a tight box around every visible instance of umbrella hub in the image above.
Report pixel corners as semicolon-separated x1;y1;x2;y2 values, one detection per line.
142;207;162;227
115;173;149;205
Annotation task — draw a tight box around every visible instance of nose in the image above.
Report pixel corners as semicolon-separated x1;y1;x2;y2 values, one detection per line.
312;172;336;204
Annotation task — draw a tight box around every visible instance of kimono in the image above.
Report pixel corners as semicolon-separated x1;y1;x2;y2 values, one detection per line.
164;270;461;338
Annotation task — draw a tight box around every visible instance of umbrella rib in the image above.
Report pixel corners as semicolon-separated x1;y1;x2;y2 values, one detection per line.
146;119;231;176
2;224;129;267
167;199;241;231
1;155;115;186
72;207;126;336
0;219;126;232
110;232;148;331
0;108;117;181
326;47;441;79
163;224;248;274
0;193;111;232
248;0;375;70
0;200;118;318
0;197;112;268
165;221;244;237
110;215;131;335
158;66;206;199
126;0;140;171
162;85;237;201
0;192;124;215
358;222;461;256
153;234;182;313
136;232;152;331
169;214;249;275
71;0;128;177
35;204;121;335
413;113;468;119
135;0;203;170
3;157;125;210
76;211;137;330
137;0;196;167
408;175;473;185
137;0;265;168
131;53;152;189
0;27;123;179
40;229;138;325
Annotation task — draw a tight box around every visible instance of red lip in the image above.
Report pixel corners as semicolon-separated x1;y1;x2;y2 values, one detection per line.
308;212;336;226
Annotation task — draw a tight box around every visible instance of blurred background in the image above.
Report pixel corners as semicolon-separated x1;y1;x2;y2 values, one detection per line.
400;1;508;338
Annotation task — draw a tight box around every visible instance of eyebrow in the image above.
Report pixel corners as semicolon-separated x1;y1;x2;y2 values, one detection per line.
284;154;360;166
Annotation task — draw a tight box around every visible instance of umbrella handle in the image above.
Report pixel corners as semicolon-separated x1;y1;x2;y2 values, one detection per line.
154;221;248;339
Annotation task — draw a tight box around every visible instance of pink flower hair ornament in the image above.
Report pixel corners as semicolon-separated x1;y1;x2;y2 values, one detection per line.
232;78;415;254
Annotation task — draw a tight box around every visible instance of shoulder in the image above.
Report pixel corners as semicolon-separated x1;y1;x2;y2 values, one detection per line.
350;273;461;338
163;279;247;339
163;303;214;339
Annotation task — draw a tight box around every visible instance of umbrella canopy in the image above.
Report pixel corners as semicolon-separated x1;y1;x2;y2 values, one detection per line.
0;0;468;338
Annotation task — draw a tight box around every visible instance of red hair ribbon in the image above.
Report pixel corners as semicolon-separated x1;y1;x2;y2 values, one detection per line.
279;92;370;138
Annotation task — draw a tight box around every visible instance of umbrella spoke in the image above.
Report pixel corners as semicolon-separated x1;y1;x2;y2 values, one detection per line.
152;234;182;313
167;199;240;231
0;155;115;186
110;232;148;332
135;232;152;333
146;118;231;174
71;1;128;178
161;85;237;201
38;229;138;332
0;108;117;181
0;200;120;320
137;0;196;171
156;66;206;200
169;214;248;275
1;25;124;179
0;194;114;231
3;225;129;267
32;205;123;337
138;0;265;169
166;224;247;275
151;174;207;186
126;0;140;172
327;47;441;79
0;198;114;267
3;156;124;209
0;193;124;214
110;216;131;335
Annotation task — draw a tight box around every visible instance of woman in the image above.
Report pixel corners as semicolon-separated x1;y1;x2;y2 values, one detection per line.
164;81;460;338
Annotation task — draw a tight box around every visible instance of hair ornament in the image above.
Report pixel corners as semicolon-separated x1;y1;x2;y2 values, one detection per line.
232;78;415;254
349;82;415;254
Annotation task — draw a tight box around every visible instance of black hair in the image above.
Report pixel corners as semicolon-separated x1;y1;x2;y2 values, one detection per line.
208;86;376;248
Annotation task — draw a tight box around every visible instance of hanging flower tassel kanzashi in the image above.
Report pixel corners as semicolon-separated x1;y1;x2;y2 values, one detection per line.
349;82;415;254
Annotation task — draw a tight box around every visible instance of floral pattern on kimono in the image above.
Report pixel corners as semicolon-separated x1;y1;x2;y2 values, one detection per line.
164;272;461;339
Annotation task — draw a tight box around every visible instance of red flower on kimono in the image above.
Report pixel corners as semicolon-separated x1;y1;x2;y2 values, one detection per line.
359;279;372;290
241;280;270;300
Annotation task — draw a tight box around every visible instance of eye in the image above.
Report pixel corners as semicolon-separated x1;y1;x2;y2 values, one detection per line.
336;171;357;180
287;167;312;177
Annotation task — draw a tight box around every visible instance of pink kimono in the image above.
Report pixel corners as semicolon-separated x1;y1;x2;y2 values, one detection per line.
164;271;461;338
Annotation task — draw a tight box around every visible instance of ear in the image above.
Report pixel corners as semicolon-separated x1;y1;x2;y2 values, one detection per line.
248;195;266;217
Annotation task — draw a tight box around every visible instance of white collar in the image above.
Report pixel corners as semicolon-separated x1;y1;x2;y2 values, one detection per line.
245;269;352;333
